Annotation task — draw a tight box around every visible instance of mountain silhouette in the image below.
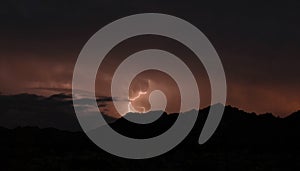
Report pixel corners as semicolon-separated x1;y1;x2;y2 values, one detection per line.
1;93;300;170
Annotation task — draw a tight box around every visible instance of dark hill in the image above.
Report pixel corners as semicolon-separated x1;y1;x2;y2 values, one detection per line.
1;105;300;170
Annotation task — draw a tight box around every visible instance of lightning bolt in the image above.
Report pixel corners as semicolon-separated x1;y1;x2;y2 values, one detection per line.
129;91;147;101
128;91;147;113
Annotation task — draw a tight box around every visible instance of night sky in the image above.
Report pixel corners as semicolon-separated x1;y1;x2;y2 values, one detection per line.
0;0;299;117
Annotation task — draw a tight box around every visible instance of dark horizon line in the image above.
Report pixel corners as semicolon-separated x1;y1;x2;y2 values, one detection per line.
1;92;299;118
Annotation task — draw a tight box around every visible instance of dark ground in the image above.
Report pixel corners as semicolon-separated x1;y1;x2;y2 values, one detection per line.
1;105;300;171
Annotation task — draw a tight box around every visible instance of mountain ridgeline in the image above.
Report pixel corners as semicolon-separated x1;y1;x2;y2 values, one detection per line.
1;93;300;170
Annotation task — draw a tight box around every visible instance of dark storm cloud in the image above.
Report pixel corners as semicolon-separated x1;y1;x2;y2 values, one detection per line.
0;93;80;130
0;0;299;115
0;93;116;130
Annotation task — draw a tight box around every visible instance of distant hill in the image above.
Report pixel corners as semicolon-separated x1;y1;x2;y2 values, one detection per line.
0;94;300;171
0;93;298;131
0;93;116;131
109;105;300;147
1;95;300;170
